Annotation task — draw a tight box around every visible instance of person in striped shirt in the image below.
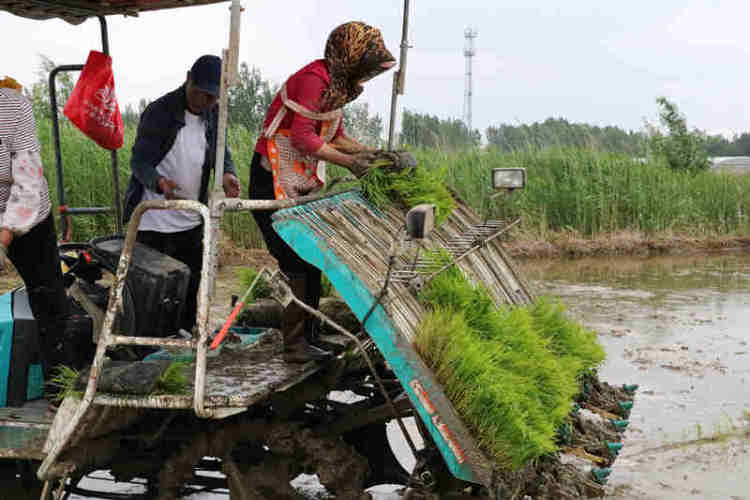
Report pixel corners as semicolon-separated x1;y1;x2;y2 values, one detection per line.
0;85;77;394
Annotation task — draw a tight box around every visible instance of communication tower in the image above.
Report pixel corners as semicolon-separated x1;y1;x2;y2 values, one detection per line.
463;27;478;132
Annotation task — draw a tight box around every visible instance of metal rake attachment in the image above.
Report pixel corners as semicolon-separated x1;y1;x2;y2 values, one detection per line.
391;219;520;290
442;220;508;256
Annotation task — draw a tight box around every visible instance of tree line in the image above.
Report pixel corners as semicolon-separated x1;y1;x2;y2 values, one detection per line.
486;118;648;154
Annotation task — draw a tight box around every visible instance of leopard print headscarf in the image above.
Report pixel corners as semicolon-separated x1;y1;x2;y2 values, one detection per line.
0;76;22;91
319;21;396;113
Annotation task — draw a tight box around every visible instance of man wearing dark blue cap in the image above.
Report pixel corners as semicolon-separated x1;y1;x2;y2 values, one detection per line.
124;55;240;332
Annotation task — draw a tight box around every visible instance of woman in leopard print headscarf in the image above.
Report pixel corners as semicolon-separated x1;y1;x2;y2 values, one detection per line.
320;21;397;112
249;21;395;363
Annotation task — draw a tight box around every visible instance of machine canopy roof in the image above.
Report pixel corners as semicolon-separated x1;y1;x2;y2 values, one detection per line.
0;0;228;24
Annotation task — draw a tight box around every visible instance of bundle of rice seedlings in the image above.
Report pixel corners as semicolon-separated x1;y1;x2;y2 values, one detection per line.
529;297;605;376
415;265;604;469
47;365;83;402
154;362;189;395
359;162;456;226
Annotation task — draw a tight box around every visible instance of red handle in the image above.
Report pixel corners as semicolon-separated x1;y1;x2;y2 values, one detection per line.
210;301;243;350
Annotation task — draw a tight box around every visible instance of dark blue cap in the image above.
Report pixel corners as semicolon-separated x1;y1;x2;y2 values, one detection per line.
189;55;222;96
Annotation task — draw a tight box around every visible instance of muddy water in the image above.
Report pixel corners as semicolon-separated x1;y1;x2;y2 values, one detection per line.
521;252;750;500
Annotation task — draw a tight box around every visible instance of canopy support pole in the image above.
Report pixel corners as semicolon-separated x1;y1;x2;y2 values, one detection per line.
387;0;411;150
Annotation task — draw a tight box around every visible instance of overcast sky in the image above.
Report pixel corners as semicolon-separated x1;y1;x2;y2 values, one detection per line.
3;1;750;138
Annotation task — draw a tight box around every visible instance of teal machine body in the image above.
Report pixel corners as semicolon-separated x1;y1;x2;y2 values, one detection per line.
0;289;44;407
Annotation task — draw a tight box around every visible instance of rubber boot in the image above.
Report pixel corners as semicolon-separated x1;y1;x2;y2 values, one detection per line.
40;316;91;402
304;268;324;348
40;334;70;403
281;274;331;364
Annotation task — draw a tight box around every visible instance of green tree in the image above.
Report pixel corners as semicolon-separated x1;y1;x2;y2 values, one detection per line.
227;63;277;135
486;117;646;154
649;97;710;171
400;109;478;150
342;102;384;148
122;103;140;127
24;55;74;120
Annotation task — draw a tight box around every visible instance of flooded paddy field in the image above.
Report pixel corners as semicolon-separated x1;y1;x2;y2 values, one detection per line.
520;252;750;500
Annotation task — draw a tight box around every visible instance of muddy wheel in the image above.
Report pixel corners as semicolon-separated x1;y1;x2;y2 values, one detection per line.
222;448;300;500
0;460;43;499
343;422;411;488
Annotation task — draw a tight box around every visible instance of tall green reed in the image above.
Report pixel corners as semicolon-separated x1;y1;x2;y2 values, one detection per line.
418;147;750;237
37;118;750;248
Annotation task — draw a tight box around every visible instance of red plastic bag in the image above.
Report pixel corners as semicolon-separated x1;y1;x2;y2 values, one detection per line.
64;50;124;150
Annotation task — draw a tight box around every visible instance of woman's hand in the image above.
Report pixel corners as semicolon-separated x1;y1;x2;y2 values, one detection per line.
331;135;376;154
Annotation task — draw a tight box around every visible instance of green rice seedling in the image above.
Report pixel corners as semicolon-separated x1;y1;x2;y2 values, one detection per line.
320;273;334;298
358;167;391;209
47;365;83;402
415;261;602;469
238;267;273;303
416;308;566;468
359;165;456;226
239;266;334;303
154;362;189;395
529;297;605;376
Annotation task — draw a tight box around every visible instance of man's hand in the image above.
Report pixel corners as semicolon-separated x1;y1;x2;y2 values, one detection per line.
223;173;241;198
158;177;178;199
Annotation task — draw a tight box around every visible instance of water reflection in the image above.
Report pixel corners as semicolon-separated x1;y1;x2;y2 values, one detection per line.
522;251;750;499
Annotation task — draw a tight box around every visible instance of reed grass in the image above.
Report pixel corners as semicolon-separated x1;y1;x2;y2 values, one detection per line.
416;265;604;469
419;147;750;237
36;118;750;248
238;266;333;304
237;267;273;303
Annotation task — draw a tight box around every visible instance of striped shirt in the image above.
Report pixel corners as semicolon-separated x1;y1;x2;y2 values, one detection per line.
0;88;51;234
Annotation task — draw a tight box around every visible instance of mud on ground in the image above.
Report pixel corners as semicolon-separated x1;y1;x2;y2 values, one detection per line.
504;230;750;260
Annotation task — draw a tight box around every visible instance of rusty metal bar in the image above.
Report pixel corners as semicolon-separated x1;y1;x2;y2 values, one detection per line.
212;0;240;195
194;211;214;418
93;394;193;409
206;0;242;305
0;448;45;460
38;199;211;481
213;188;353;213
109;335;196;348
